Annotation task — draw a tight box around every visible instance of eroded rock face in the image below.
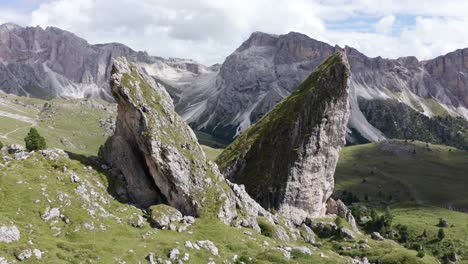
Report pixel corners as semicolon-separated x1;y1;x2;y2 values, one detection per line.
0;23;208;101
217;52;351;222
101;58;226;215
101;58;284;236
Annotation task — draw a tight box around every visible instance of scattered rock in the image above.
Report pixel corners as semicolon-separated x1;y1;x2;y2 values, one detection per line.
41;207;60;222
149;204;183;229
33;249;42;260
146;253;156;264
15;249;32;261
39;149;69;161
0;257;8;264
182;253;189;262
0;225;20;243
293;246;312;256
70;172;81;183
168;248;179;260
196;240;218;256
129;215;145;228
300;223;316;244
371;232;384;241
339;228;356;239
184;241;193;249
326;198;359;232
7;144;24;154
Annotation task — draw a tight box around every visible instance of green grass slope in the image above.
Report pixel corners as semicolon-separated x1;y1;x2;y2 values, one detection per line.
334;140;468;210
0;93;115;156
0;149;437;263
334;140;468;262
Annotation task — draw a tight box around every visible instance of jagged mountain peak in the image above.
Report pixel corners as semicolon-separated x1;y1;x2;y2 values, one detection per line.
217;51;351;221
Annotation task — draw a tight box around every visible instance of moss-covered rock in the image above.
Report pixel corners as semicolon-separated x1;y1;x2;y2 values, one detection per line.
149;204;183;228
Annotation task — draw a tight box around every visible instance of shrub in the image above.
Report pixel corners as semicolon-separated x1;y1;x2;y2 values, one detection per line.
335;217;345;228
0;140;3;149
24;128;47;151
398;225;409;243
438;218;449;227
438;228;445;241
257;217;276;238
417;249;425;258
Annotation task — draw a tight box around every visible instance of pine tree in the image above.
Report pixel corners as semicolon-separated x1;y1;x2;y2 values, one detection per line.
24;128;47;151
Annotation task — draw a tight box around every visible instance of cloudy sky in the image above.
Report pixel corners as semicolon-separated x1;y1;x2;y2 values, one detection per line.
1;0;468;65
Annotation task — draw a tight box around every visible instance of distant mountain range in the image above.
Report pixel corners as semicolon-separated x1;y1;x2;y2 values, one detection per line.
1;23;467;148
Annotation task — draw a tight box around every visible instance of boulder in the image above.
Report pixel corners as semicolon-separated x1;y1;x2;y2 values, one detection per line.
0;225;20;243
7;144;24;154
326;198;359;232
149;204;182;229
15;249;32;261
371;232;384;241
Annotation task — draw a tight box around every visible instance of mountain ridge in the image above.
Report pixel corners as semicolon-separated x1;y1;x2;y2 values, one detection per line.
1;23;467;148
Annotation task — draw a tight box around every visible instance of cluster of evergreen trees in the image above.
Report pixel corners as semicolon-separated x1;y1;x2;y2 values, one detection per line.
359;98;468;150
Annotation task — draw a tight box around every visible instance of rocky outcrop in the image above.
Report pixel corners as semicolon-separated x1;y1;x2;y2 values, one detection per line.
101;58;285;236
101;57;226;215
217;52;351;222
326;198;359;232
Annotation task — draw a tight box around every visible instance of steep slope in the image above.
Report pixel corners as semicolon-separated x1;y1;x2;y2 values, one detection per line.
0;93;115;156
100;57;285;237
217;52;350;221
0;147;438;264
0;23;210;101
181;32;338;141
178;32;468;146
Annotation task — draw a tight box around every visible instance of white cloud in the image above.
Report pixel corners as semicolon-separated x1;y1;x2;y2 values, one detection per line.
374;15;395;34
2;0;468;64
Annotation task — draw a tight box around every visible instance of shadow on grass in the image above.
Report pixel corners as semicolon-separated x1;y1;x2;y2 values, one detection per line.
65;151;129;205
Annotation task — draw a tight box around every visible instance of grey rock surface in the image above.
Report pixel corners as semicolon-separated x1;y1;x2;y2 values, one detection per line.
217;52;350;221
0;225;20;243
179;32;468;144
0;23;207;102
101;58;287;238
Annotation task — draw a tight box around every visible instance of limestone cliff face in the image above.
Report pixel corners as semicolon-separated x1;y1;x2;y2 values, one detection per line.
102;58;210;214
0;23;207;101
216;52;351;221
102;58;281;234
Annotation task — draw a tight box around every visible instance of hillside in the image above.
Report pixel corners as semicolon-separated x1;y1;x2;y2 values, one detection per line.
0;93;114;156
0;147;441;263
334;140;468;210
334;140;468;262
